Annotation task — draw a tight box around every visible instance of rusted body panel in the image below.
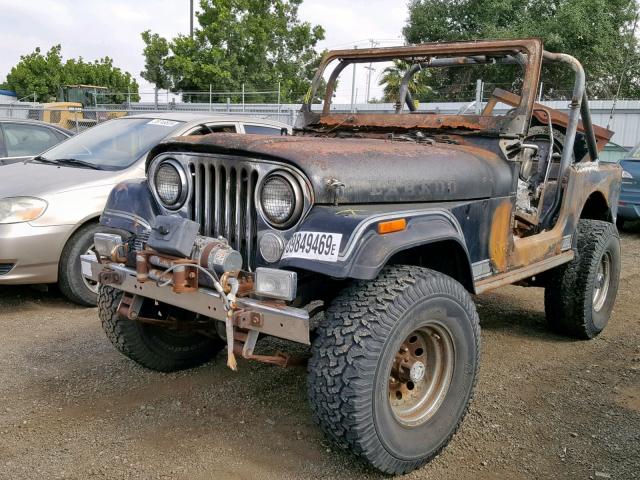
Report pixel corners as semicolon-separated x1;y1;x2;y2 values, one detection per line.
478;162;621;291
314;113;510;133
147;133;514;204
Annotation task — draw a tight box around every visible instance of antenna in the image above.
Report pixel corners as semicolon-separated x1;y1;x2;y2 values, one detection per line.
607;9;639;130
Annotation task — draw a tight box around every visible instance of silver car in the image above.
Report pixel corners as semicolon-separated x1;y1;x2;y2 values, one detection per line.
0;112;291;305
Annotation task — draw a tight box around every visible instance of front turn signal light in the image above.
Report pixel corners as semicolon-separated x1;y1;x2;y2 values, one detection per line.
377;218;407;234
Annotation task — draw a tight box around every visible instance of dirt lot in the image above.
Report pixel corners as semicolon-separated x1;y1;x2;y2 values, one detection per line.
1;227;639;480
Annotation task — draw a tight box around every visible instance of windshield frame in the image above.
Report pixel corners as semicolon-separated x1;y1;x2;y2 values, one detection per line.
300;38;544;137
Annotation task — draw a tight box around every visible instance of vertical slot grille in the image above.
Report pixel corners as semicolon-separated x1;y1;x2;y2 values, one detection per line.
188;158;259;269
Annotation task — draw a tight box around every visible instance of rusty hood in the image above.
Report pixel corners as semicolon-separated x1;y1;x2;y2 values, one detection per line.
147;133;515;204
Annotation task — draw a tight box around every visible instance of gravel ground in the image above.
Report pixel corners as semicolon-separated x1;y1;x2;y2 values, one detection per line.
1;226;639;480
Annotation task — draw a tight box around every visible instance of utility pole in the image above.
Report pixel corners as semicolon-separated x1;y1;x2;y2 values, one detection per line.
365;39;379;103
474;79;483;114
277;81;281;121
538;81;543;101
350;46;358;113
189;0;194;38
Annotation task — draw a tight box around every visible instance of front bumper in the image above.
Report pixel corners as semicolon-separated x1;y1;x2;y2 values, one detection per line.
81;255;310;345
0;222;71;284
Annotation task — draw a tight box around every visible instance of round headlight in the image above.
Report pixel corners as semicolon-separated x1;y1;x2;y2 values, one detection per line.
260;172;302;228
154;160;187;208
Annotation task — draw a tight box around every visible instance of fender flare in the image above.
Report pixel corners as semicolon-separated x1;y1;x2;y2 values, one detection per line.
279;207;473;286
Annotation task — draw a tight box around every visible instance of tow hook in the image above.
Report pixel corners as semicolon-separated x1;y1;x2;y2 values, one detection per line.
223;276;240;370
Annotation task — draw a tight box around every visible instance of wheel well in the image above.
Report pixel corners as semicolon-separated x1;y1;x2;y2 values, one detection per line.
387;240;475;293
63;217;100;248
580;192;612;222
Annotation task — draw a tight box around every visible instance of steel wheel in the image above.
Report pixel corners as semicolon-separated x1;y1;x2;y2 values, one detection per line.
82;244;99;294
389;323;455;427
593;251;611;313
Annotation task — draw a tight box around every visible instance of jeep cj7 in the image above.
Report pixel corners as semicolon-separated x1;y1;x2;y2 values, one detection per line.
83;39;622;474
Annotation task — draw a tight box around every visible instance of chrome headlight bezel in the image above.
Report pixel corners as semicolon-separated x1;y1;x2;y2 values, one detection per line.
257;170;304;229
149;158;189;210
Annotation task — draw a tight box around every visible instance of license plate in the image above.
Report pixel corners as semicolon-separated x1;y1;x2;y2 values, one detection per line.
281;232;343;262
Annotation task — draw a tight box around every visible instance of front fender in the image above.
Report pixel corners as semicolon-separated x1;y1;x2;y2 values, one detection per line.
278;205;471;280
100;179;160;235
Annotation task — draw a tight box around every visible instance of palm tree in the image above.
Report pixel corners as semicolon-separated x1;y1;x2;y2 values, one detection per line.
379;60;431;103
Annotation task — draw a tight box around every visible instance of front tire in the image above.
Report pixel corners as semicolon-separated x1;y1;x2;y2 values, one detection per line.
58;223;104;306
545;219;621;339
98;285;224;372
307;266;480;475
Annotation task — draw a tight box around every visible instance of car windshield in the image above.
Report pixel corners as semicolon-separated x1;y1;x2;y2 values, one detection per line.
629;143;640;160
37;117;184;170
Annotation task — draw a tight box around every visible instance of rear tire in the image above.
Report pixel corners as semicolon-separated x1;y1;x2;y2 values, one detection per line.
307;265;480;475
98;285;224;372
545;219;620;339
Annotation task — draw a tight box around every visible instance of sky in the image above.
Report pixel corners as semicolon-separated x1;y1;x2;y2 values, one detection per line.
0;0;408;103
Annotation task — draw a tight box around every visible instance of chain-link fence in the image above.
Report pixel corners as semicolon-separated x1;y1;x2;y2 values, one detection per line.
0;102;300;133
2;97;640;147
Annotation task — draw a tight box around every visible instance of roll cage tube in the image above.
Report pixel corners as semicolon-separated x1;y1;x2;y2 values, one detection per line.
538;51;599;229
394;50;599;168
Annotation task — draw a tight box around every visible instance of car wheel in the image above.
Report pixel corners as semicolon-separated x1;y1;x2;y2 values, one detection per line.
545;219;621;339
307;265;480;475
58;223;111;306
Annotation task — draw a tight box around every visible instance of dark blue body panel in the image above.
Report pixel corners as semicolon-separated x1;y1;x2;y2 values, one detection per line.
618;159;640;221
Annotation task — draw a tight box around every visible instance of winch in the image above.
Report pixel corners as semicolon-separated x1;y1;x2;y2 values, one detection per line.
95;215;244;294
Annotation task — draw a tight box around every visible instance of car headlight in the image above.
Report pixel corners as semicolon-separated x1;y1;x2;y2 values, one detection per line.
152;159;188;209
0;197;48;224
622;170;633;179
259;171;303;228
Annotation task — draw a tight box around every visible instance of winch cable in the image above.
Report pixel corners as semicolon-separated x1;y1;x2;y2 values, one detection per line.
155;263;230;309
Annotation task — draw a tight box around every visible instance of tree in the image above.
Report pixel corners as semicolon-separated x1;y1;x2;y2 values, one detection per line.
143;0;325;103
141;30;172;107
4;45;64;102
5;45;139;103
379;60;432;103
403;0;640;99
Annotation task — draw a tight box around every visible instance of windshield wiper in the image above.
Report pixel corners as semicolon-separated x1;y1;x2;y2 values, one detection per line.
31;155;60;165
50;158;103;170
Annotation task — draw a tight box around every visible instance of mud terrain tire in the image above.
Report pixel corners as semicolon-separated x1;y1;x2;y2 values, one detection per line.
545;219;620;339
307;265;480;475
98;285;224;372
